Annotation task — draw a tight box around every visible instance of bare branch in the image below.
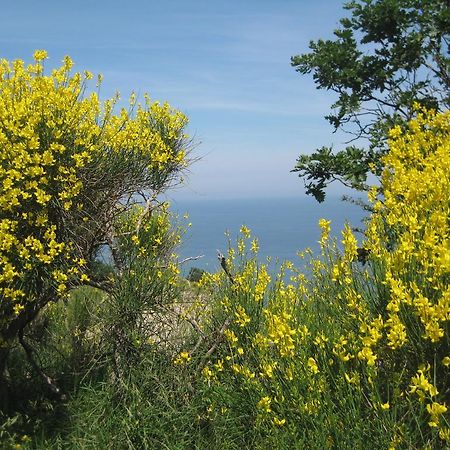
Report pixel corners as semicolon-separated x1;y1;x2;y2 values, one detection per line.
197;316;232;373
18;327;65;400
217;251;234;284
179;255;204;265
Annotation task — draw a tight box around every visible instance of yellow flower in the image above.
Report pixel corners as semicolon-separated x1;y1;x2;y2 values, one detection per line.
234;305;250;327
202;366;213;379
344;372;359;385
251;238;259;253
319;218;331;237
260;362;277;379
439;427;450;442
256;396;271;413
224;329;238;346
307;357;319;374
341;223;358;261
173;351;191;365
410;369;438;400
273;417;286;427
33;49;48;61
427;402;447;417
427;402;447;428
240;225;251;238
357;347;377;366
13;303;25;315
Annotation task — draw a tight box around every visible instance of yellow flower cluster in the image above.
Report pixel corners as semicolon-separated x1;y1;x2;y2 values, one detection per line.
195;109;450;444
264;311;297;357
0;52;187;339
337;109;450;438
372;117;448;332
366;110;450;347
173;351;191;365
234;305;251;327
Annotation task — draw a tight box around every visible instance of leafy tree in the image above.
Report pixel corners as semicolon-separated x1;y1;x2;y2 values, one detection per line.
0;51;189;394
291;0;450;201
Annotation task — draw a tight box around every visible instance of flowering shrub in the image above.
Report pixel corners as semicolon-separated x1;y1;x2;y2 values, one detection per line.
188;109;450;448
0;51;188;375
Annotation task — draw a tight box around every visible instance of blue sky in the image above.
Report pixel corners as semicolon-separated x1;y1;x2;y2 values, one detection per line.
1;0;352;200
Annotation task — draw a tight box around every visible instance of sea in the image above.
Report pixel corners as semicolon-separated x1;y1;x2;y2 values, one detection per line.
170;196;367;276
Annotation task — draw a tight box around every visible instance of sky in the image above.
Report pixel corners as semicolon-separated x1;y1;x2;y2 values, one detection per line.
1;0;353;200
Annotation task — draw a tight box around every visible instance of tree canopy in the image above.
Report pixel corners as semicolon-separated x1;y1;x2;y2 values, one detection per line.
291;0;450;201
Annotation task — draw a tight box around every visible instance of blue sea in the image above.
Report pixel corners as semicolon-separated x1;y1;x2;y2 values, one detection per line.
170;196;367;275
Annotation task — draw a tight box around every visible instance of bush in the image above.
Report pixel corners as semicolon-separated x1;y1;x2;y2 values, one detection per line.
185;109;450;448
187;267;207;283
2;54;449;449
0;51;189;388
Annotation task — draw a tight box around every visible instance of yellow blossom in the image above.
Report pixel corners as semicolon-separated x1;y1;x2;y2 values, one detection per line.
273;417;286;427
240;225;251;239
256;396;272;413
173;351;191;365
307;357;319;374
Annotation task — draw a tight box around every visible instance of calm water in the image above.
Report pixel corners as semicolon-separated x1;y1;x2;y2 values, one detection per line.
171;197;366;275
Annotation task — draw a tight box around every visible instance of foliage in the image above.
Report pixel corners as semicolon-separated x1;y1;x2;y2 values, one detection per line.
183;109;450;448
291;0;450;201
0;51;189;381
2;53;450;449
186;267;207;283
1;207;192;449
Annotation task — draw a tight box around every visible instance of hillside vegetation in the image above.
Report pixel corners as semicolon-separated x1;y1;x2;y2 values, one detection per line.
0;53;449;449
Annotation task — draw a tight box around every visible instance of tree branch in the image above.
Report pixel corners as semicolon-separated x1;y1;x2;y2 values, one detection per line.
18;326;65;400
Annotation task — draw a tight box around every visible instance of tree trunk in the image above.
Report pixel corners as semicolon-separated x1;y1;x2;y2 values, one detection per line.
0;345;10;411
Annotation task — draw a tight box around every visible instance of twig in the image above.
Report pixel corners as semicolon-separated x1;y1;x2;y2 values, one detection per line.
197;316;232;373
162;305;205;338
191;335;204;354
160;304;206;356
159;255;204;270
135;194;156;234
193;251;235;369
217;251;234;284
183;316;205;338
179;255;204;265
204;316;232;359
18;326;65;400
84;279;114;294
